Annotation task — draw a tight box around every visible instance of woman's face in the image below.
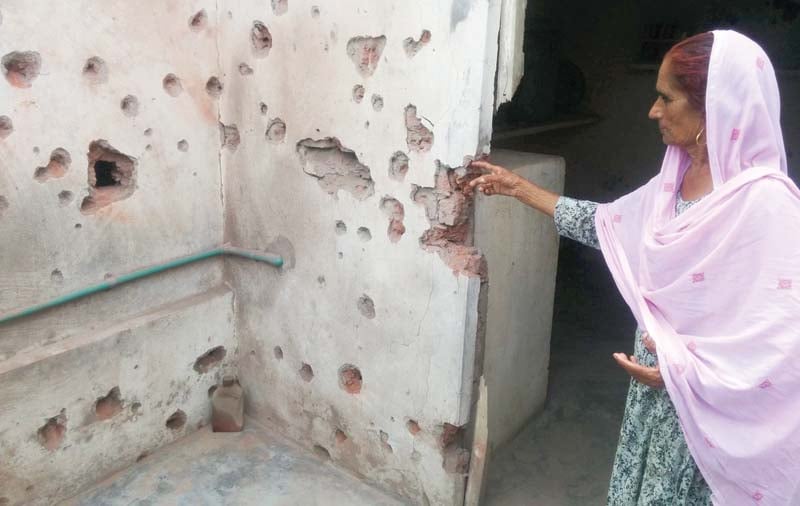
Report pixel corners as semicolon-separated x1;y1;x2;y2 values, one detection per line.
648;58;705;148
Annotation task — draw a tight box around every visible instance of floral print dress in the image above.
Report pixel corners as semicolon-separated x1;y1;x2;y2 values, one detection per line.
554;195;713;506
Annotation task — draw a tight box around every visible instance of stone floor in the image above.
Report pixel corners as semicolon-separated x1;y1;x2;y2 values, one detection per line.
65;422;404;506
485;241;634;506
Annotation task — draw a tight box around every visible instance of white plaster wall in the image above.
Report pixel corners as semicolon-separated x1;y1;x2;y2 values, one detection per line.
473;150;565;449
0;1;506;504
0;2;231;505
0;0;225;316
0;289;236;505
218;1;497;504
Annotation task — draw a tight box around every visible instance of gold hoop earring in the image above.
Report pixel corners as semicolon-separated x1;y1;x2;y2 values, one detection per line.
695;127;706;146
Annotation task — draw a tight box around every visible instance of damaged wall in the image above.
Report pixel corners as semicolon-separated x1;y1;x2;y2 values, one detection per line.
0;1;229;504
0;1;508;505
219;1;496;504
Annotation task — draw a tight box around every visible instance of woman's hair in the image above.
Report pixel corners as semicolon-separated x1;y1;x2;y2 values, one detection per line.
665;32;714;113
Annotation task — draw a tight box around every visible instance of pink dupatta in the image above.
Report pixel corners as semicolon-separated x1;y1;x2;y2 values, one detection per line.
596;31;800;505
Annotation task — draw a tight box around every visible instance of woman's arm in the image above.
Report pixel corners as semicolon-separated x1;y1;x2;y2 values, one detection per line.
467;160;559;216
468;160;601;249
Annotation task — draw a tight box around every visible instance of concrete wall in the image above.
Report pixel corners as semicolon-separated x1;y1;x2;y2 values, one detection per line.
474;150;565;450
0;1;509;505
220;1;497;504
0;289;236;505
0;2;231;505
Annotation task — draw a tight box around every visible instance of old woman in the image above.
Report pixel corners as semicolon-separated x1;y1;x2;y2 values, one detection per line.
469;31;800;505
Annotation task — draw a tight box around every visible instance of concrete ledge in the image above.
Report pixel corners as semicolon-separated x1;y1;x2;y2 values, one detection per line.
474;149;565;450
0;287;236;505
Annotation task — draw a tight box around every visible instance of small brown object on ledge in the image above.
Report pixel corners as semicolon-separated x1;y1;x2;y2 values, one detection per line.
211;375;244;432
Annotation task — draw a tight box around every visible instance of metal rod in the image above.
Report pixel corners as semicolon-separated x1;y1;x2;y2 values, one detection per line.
0;246;282;325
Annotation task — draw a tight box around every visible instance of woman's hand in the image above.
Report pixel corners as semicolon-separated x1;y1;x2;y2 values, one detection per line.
465;160;525;198
613;353;665;389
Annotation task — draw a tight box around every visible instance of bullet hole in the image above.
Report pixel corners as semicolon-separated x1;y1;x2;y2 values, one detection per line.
238;63;254;76
338;252;343;259
189;9;208;31
74;223;82;229
265;118;286;143
311;6;320;18
82;57;108;84
131;402;142;414
166;410;187;430
357;227;372;242
299;363;314;382
0;116;13;139
58;190;74;206
50;269;63;283
34;148;71;182
136;452;149;462
335;429;348;443
346;36;386;77
439;423;463;448
194;346;226;373
251;21;273;58
95;386;123;421
0;196;8;218
205;76;223;98
357;294;375;319
219;122;240;151
403;30;432;58
145;144;153;151
380;196;406;242
312;444;331;460
406;419;421;435
271;0;288;15
273;346;283;360
371;94;384;112
405;105;434;152
299;362;314;383
438;422;470;473
177;139;189;152
296;138;374;200
335;221;347;235
380;431;393;453
259;102;268;115
364;121;369;129
37;409;67;451
317;275;326;286
121;95;139;117
338;364;362;394
352;84;365;103
389;151;409;182
80;140;137;214
143;128;153;136
163;73;183;97
412;163;486;278
2;51;41;88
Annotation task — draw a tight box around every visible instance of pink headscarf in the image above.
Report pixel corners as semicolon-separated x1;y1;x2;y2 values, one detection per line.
596;30;800;505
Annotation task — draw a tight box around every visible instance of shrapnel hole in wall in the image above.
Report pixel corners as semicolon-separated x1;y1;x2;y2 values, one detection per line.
2;51;41;88
80;140;137;214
